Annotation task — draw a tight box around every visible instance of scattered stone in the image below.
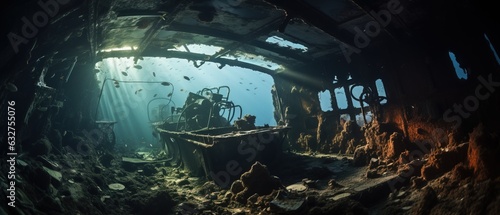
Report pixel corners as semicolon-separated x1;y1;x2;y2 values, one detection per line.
421;142;468;180
43;166;62;187
385;132;405;159
366;169;379;178
199;181;220;195
99;153;114;167
31;138;52;156
409;186;437;215
329;192;352;201
100;195;111;202
353;146;369;167
230;180;244;194
468;124;500;181
176;179;190;186
38;156;60;170
410;176;427;189
369;158;379;169
230;162;283;204
108;183;125;191
302;178;319;188
286;183;307;192
328;179;343;189
402;206;412;211
269;190;305;213
142;164;157;176
396;190;407;198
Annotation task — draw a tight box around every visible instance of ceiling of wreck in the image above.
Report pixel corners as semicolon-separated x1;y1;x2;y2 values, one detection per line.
1;0;496;88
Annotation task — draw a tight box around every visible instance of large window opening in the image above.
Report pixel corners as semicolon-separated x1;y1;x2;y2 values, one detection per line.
95;57;276;148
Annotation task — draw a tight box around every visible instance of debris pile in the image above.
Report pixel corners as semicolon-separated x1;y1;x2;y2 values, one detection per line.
234;114;257;130
331;120;364;154
229;162;284;204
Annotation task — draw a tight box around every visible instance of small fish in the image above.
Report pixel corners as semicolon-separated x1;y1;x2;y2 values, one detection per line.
183;76;190;81
249;83;253;85
6;82;18;92
134;65;142;69
239;82;243;84
254;87;257;89
246;89;250;91
153;94;157;97
121;71;128;76
161;82;170;86
114;80;119;85
115;85;120;88
167;93;172;97
125;66;130;70
153;72;156;77
180;89;184;92
135;89;142;94
267;64;272;67
50;73;56;78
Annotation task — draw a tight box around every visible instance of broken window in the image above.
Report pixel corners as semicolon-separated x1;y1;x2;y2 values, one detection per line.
356;111;373;127
375;79;387;104
448;51;468;80
350;85;369;108
318;90;333;111
340;114;350;122
334;87;348;110
484;34;500;65
169;44;223;55
265;35;308;52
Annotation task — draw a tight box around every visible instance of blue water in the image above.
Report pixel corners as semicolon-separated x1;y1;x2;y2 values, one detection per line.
95;57;276;148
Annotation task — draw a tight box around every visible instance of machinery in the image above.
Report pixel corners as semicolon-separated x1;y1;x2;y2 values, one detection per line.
150;85;289;187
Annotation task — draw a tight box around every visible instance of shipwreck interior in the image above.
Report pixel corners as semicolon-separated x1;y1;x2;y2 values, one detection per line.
1;0;500;214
